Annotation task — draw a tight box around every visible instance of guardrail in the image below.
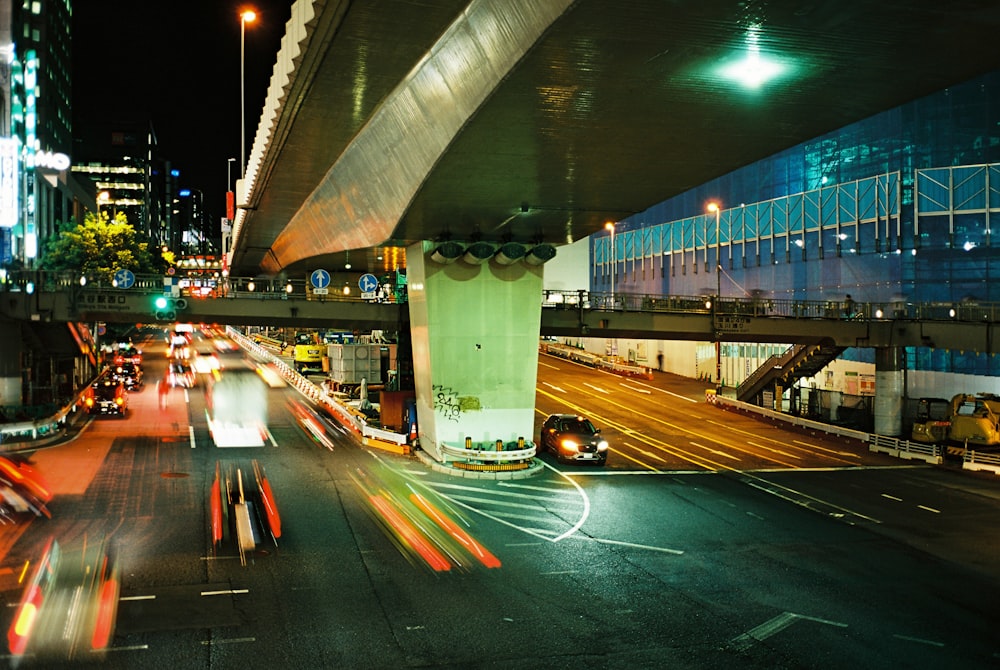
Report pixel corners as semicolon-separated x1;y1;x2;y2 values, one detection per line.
712;393;871;442
962;449;1000;475
866;434;943;465
438;441;537;472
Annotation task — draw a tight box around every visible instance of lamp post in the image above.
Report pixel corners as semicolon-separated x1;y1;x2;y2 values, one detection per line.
239;9;257;180
605;221;616;308
706;201;722;389
707;202;721;299
227;157;236;192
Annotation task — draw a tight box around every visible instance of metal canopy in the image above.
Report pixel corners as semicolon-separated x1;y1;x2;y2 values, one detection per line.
231;0;1000;277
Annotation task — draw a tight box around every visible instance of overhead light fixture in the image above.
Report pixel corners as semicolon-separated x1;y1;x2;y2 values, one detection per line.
430;242;463;264
494;242;526;265
463;242;495;265
524;244;557;266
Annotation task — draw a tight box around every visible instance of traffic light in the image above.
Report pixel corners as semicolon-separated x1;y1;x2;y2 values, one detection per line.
153;296;188;321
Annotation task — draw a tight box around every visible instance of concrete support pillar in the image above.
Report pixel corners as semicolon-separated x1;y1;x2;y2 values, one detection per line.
0;322;22;406
407;241;544;462
874;346;904;436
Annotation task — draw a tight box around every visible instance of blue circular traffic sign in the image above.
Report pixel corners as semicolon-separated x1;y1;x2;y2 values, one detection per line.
114;268;135;289
310;269;331;289
359;273;379;293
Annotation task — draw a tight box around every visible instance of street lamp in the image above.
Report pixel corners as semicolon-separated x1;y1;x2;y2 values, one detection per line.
97;191;110;217
605;221;616;307
706;201;722;299
706;201;722;389
240;9;257;181
227;157;237;192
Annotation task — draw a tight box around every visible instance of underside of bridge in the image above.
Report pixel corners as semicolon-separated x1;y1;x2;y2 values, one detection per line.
224;0;1000;461
230;0;1000;278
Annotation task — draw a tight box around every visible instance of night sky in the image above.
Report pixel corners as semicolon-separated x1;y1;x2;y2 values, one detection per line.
71;1;294;218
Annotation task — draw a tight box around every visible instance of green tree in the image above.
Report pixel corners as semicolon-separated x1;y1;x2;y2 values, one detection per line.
39;211;165;281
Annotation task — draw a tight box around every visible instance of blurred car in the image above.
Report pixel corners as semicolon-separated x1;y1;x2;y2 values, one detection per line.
167;361;196;388
193;350;221;375
84;380;128;417
167;328;192;359
256;362;287;388
539;414;609;464
7;537;120;662
110;361;143;391
0;456;52;519
112;343;142;366
213;336;238;352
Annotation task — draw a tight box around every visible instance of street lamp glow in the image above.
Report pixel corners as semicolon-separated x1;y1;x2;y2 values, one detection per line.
239;9;258;181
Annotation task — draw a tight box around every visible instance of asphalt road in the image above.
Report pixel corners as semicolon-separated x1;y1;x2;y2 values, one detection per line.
1;334;999;669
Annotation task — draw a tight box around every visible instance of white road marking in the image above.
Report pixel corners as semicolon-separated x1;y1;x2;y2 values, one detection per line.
881;493;903;501
893;634;945;647
791;439;859;458
584;383;610;393
200;637;255;646
569;535;684;555
689;441;742;461
620;383;652;394
543;382;566;393
622;378;698;402
189;425;196;449
731;612;847;652
629;445;667;462
746;441;800;459
918;505;941;513
119;595;156;601
200;589;249;596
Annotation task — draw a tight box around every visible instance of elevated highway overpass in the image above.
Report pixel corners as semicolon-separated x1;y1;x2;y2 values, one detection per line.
3;273;998;355
230;0;1000;277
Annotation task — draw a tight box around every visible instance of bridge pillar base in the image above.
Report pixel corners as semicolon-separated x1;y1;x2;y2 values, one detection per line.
406;241;544;462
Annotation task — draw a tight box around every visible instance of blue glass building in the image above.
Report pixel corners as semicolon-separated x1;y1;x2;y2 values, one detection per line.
592;70;1000;378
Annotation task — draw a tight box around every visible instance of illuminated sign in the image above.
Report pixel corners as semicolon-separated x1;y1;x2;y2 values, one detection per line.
0;137;18;228
34;151;70;171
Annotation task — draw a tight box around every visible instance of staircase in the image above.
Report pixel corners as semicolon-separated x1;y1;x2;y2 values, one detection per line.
736;341;845;403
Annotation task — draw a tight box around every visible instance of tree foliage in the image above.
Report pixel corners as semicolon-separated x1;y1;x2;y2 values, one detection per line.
39;211;164;281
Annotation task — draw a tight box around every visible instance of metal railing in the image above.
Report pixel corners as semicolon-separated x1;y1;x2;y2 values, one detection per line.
3;271;999;323
542;289;1000;323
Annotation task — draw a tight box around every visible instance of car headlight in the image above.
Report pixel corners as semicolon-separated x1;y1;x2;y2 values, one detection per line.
558;439;579;452
597;441;609;451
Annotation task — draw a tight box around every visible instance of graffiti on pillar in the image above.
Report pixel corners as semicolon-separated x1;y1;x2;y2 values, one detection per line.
434;385;462;422
433;385;481;422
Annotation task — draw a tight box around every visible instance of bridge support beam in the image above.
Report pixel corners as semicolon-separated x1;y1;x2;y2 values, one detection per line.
0;322;23;406
406;241;543;462
874;346;904;437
